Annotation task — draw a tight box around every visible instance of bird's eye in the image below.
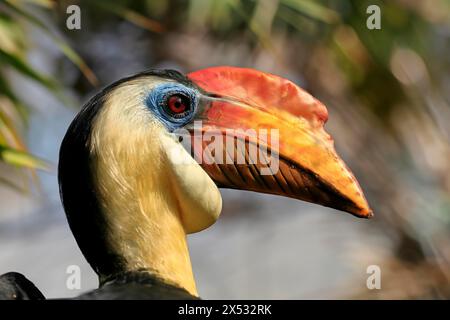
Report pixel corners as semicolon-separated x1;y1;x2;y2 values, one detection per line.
163;93;192;119
167;95;188;114
146;83;198;129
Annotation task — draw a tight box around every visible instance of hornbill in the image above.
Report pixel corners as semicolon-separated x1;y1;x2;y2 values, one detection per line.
0;67;372;299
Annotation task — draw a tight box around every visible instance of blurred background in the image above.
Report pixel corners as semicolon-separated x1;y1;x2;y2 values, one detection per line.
0;0;449;299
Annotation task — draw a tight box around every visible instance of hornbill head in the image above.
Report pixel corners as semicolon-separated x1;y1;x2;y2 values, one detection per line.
58;67;371;296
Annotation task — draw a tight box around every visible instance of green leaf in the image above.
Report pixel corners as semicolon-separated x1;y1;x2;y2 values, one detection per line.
0;13;27;54
280;0;340;24
0;144;49;170
0;48;58;90
227;0;281;60
0;106;25;148
0;73;29;123
92;0;164;33
10;0;55;8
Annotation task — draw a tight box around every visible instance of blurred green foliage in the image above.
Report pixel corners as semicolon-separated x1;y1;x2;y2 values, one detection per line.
0;0;96;186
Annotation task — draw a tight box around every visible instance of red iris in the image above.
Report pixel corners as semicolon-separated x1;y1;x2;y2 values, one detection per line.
167;95;187;114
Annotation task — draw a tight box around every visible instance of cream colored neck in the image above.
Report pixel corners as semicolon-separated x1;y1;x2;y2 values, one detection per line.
93;155;198;296
104;198;198;296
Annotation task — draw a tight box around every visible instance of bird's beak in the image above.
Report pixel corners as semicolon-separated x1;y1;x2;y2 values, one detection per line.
185;67;372;218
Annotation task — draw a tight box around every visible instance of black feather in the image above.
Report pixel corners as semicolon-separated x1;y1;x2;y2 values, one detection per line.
0;272;45;300
76;271;199;300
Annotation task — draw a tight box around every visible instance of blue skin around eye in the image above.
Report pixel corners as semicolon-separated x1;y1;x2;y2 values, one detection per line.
145;83;199;132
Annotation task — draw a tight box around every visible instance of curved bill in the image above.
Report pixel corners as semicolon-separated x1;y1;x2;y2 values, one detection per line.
183;66;372;218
